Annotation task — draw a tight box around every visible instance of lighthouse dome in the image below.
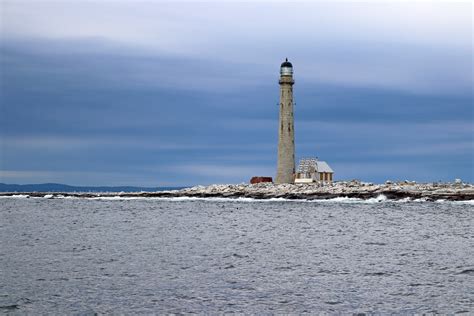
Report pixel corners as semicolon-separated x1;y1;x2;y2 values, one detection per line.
280;58;293;75
281;58;292;68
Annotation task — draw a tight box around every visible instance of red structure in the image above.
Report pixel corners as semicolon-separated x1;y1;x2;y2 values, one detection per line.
250;177;273;184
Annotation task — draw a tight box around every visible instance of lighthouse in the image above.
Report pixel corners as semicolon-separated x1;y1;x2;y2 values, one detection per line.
276;58;295;184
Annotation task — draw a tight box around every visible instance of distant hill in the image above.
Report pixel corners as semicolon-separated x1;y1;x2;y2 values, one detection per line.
0;183;184;193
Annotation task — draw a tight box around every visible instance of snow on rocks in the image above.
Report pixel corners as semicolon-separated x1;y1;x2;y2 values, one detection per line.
156;181;474;201
0;181;472;201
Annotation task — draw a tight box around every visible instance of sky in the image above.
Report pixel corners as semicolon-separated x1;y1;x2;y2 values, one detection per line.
0;1;472;186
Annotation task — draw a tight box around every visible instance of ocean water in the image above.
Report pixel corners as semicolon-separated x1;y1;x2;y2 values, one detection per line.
0;197;473;314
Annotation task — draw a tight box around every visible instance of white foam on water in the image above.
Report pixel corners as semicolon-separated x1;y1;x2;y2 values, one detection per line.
117;194;393;204
431;198;474;206
315;196;358;203
90;196;144;201
1;194;472;205
63;196;80;200
0;194;30;199
449;200;474;206
366;194;388;203
141;196;291;203
151;194;473;205
311;194;389;204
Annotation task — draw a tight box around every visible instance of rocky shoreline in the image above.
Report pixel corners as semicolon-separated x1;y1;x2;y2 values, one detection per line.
1;181;473;201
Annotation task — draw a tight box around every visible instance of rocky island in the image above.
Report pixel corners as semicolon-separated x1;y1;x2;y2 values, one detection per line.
157;181;474;201
2;181;473;201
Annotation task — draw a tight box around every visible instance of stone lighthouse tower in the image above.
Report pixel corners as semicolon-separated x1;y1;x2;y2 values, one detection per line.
276;58;295;184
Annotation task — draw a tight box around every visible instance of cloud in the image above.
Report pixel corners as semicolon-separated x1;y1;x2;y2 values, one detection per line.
3;2;470;53
0;169;162;186
0;135;275;152
167;163;275;184
0;1;472;185
2;2;471;95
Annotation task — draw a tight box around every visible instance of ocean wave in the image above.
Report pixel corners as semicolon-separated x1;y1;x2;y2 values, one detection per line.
0;194;31;199
1;194;473;205
90;196;144;201
314;195;388;204
446;200;474;205
88;194;394;204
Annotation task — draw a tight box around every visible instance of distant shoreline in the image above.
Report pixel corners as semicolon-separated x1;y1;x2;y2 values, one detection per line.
0;183;185;193
1;181;473;201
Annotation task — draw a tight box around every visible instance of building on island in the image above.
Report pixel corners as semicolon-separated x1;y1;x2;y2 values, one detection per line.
250;176;273;184
272;58;334;185
276;58;296;184
295;158;334;183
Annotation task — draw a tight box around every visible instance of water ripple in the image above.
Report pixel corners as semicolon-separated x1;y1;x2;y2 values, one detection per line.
0;198;472;313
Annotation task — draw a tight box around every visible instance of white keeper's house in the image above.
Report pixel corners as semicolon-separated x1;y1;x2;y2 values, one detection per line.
295;158;334;183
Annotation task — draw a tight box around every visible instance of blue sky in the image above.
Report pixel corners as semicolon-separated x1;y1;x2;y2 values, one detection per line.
0;1;472;186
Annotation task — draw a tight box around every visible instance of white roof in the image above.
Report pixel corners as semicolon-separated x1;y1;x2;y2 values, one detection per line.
297;158;334;173
315;161;333;173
